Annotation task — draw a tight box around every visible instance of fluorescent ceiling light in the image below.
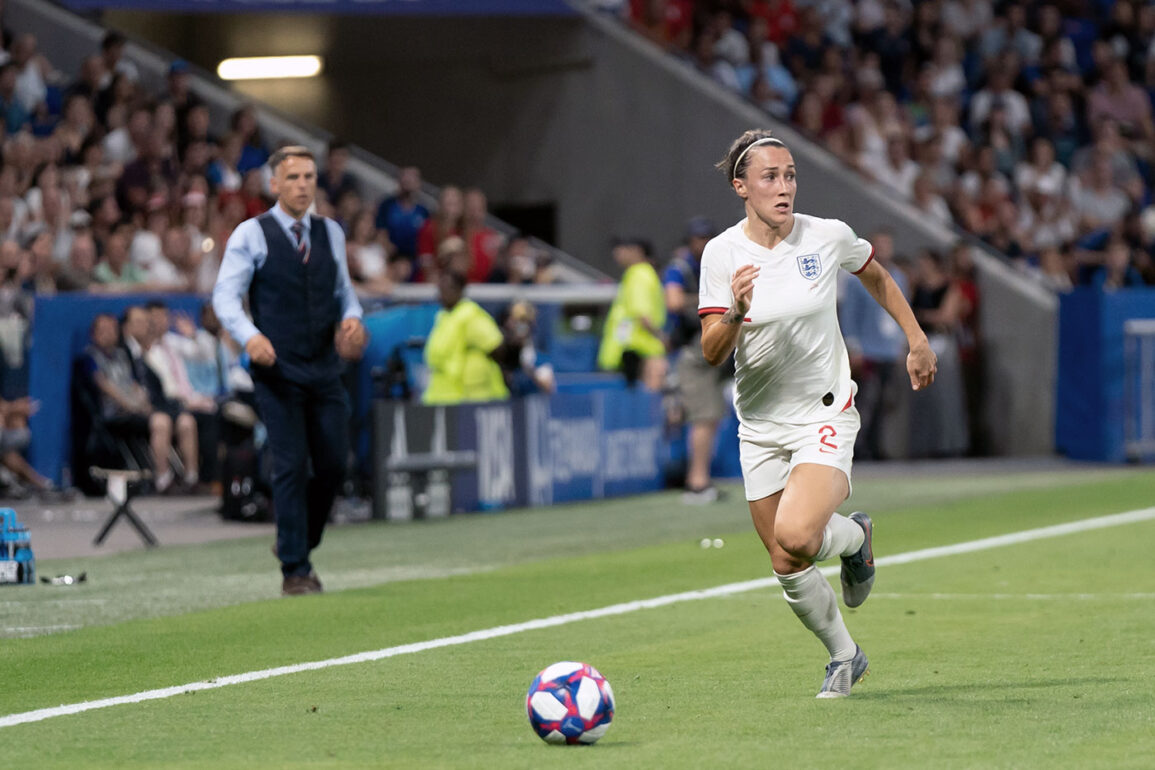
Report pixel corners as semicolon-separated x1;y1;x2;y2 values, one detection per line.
217;55;323;81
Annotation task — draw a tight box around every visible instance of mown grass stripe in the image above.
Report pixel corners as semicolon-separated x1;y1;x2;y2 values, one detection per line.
3;505;1153;730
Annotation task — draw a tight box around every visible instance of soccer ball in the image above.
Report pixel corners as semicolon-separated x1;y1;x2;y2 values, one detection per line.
525;661;615;745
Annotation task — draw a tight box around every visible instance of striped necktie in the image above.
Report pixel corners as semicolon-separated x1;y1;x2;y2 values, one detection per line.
291;221;308;263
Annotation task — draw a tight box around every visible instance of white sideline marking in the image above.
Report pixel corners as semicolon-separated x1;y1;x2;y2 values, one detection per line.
3;506;1153;729
870;593;1155;601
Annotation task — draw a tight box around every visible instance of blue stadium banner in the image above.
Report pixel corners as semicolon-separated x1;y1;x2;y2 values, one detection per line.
61;0;575;14
371;390;664;520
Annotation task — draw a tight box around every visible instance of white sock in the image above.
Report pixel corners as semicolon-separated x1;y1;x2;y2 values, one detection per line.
813;512;865;563
776;566;857;662
155;469;174;491
184;470;199;486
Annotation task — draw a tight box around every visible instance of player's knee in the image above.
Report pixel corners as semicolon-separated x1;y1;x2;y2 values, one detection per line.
774;523;820;561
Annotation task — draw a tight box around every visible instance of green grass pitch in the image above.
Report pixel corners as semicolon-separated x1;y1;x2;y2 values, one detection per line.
2;464;1154;768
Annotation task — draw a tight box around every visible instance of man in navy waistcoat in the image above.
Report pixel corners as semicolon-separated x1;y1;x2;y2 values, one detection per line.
213;145;367;596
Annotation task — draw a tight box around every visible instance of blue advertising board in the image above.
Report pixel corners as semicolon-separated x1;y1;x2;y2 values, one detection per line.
61;0;575;14
371;389;665;519
1055;287;1155;462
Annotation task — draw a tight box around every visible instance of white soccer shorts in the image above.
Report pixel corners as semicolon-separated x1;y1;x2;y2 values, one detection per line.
738;406;861;501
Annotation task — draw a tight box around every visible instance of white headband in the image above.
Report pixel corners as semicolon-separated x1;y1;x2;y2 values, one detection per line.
732;137;783;179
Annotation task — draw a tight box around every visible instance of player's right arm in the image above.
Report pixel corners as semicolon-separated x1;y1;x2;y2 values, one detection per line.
700;262;759;367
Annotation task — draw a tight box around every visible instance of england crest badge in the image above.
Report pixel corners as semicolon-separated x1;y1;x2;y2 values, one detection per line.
796;253;822;280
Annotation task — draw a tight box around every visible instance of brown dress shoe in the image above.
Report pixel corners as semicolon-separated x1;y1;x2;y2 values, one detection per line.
307;571;323;592
282;574;322;596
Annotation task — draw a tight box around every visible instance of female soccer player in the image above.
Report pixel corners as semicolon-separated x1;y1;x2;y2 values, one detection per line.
698;129;937;697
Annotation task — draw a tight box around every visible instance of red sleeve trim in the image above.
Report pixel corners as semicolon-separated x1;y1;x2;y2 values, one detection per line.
841;393;854;412
851;247;876;275
698;306;729;317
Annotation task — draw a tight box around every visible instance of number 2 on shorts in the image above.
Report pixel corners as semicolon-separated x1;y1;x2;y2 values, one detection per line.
818;424;838;451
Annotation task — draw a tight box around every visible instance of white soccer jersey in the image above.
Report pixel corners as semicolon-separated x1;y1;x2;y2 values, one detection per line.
698;214;874;426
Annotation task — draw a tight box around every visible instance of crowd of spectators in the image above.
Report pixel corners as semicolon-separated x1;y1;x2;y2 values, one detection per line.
0;25;568;496
4;4;1152;489
0;27;562;363
620;0;1155;291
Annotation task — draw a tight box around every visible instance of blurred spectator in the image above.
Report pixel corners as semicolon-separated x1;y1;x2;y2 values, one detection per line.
839;228;909;461
375;165;429;261
230;104;269;174
908;249;969;458
872;132;920;198
9;34;52;116
1022;174;1077;252
79;312;179;492
597;236;666;390
1027;244;1075;292
161;59;202;136
176;302;229;403
493;299;555;397
146;300;217;485
628;0;693;50
22;225;58;295
103;103;149;167
0;63;31;134
55;93;96;166
207;132;243;194
422;269;509;405
462;187;501;284
1069;151;1132;233
1015;137;1067;199
332;187;362;232
949;242;986;455
1087;56;1155;157
56;229;97;292
152;225;192;290
121;304;200;492
93;219;146;289
118;129;178;217
663;216;726;502
688;27;741;91
0;395;65;499
911;171;952;225
346;208;393;296
1070;118;1145;203
416;185;463;281
1090;236;1146;291
318;139;359;204
385;251;415;285
178;103;215;159
0;238;32;397
977;101;1026;178
88;193;122;244
940;0;992;44
740;17;798;117
237;168;271;218
531;251;560;285
130;202;170;275
99;31;139;86
434;234;470;283
487;233;534;284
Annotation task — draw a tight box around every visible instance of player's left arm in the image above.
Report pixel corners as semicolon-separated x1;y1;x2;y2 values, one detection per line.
854;259;937;391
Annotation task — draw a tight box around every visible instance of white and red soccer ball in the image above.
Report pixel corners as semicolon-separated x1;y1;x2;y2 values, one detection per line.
525;661;615;745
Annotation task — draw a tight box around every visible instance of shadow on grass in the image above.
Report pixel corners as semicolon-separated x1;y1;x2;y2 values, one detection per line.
856;676;1122;700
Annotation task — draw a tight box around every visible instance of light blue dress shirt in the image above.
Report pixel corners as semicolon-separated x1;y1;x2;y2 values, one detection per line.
839;264;909;361
212;203;363;347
